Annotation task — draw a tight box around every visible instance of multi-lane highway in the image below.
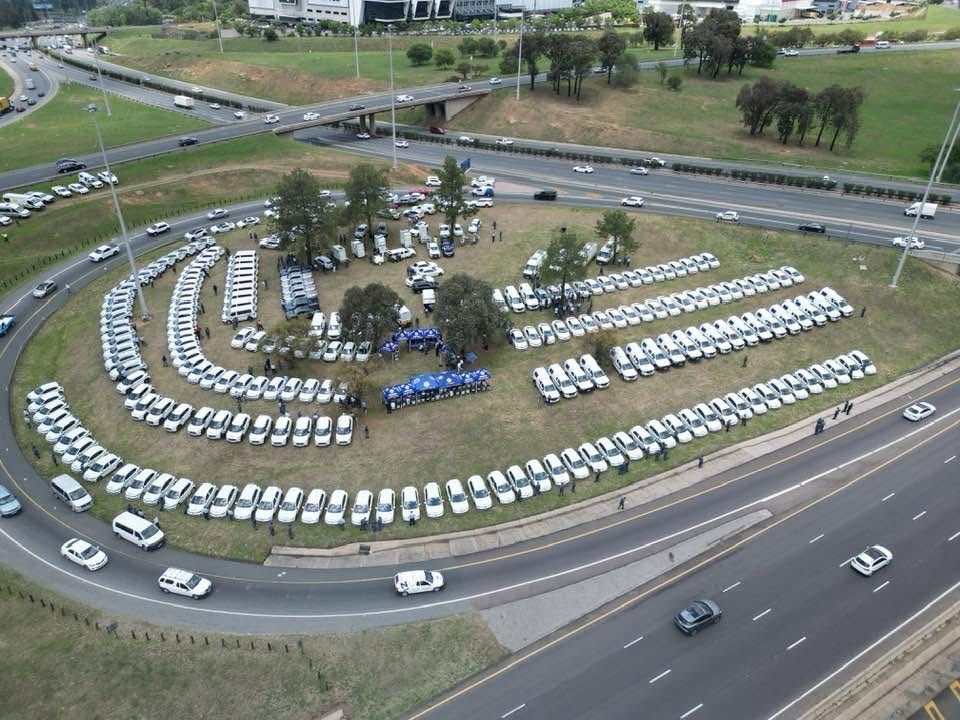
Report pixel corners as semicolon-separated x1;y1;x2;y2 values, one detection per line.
0;49;55;126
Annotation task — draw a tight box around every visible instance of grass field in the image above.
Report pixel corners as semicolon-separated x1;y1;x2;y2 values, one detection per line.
0;134;423;289
0;65;13;97
0;83;210;174
743;4;960;38
13;203;960;561
449;49;960;178
0;565;505;720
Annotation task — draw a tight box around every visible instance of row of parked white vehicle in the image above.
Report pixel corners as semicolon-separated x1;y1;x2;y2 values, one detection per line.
100;239;214;385
502;252;721;315
0;171;119;225
221;249;258;323
509;265;807;351
608;287;852;382
532;354;610;403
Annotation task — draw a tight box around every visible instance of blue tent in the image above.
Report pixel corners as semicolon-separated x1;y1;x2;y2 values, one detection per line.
401;384;416;397
410;373;439;392
474;368;491;381
435;371;464;388
382;385;402;401
380;341;399;353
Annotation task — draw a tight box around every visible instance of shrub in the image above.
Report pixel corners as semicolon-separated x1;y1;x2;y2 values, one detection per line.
666;74;683;91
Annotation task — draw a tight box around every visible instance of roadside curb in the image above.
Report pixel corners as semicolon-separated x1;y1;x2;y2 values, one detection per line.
268;348;960;568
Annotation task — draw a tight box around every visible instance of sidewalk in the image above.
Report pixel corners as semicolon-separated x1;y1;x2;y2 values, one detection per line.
267;350;960;570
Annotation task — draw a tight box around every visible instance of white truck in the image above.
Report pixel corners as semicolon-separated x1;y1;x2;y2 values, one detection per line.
904;202;937;219
522;249;547;280
173;95;195;110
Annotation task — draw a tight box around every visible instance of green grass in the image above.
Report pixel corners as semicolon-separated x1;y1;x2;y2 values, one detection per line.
0;134;424;290
13;203;960;561
0;65;13;97
449;49;960;178
0;565;505;720
0;83;211;174
742;4;960;38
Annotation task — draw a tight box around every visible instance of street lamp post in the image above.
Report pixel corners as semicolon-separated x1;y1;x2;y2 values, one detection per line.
890;89;960;288
87;104;149;320
211;0;225;54
515;9;524;101
91;43;111;116
388;24;398;170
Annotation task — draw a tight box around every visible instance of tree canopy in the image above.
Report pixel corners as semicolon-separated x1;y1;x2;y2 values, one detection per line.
406;43;433;66
642;11;675;51
540;228;589;304
434;274;506;354
339;283;402;344
435;156;466;231
343;164;389;246
270;168;336;263
595;210;638;263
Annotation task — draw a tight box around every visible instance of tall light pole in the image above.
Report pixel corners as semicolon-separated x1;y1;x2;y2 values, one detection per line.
515;8;524;101
388;24;398;170
91;42;111;116
890;89;960;289
87;104;149;320
211;0;225;54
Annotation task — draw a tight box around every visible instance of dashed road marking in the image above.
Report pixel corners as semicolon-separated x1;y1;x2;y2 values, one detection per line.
787;636;807;651
649;669;672;684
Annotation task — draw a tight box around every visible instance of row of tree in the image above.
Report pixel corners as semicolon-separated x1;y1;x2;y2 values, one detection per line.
736;78;865;151
681;10;777;78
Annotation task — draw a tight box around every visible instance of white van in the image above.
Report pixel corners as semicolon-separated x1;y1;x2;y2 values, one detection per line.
523;249;547;280
78;171;99;188
422;288;436;310
596;238;616;265
491;288;508;313
51;474;93;512
112;511;166;550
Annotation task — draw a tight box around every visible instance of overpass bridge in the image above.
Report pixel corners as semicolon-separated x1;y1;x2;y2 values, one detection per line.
0;26;109;48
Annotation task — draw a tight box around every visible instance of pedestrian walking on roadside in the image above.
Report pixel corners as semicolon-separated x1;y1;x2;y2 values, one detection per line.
698;455;704;469
594;471;600;483
617;496;626;511
845;401;853;416
204;326;210;339
833;406;841;420
623;457;630;474
161;355;167;367
842;400;851;414
65;283;71;295
742;355;748;369
31;444;39;459
571;479;577;494
499;230;503;242
860;306;867;318
213;284;218;296
200;302;205;315
559;483;565;497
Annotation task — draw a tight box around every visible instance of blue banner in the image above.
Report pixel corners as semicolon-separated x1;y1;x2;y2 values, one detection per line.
460;158;471;171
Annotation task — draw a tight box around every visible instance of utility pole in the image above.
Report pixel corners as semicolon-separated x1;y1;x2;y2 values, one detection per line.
91;43;111;116
515;8;524;101
211;0;224;54
88;104;149;320
388;24;398;170
891;90;960;288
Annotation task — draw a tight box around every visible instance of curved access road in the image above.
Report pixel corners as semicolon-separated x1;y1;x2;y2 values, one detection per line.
0;48;56;127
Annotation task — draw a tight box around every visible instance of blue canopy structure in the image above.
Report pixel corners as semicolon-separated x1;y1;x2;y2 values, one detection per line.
381;367;490;412
380;341;399;353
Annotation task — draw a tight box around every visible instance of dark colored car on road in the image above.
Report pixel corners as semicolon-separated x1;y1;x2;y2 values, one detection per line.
56;158;86;173
674;599;722;635
178;137;199;147
798;222;826;233
534;189;557;201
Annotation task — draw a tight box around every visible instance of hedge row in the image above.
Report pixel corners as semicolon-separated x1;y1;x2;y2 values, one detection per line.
673;162;837;190
841;183;952;206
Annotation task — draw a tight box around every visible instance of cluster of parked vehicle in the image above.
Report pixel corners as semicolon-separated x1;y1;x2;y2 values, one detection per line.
501;252;721;317
532;354;609;403
221;249;258;323
280;263;319;319
608;287;854;381
509;266;806;352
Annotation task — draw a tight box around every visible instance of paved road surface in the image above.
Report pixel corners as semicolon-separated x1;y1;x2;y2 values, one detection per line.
0;49;55;127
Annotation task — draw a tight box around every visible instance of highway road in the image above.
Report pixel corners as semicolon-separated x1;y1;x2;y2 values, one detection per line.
302;127;960;253
414;408;960;720
0;48;55;127
1;39;957;191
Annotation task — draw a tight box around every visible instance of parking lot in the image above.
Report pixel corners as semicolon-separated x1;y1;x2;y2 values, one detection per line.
13;202;960;557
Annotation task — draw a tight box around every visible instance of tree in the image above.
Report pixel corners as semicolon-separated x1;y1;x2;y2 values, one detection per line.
434;48;456;69
271;168;335;264
475;37;499;58
613;53;640;88
343;164;388;248
458;37;479;57
656;61;668;84
748;36;777;68
434;274;506;355
596;30;626;84
435;156;466;232
508;31;546;91
813;85;846;146
499;51;519;75
596;210;637;264
263;27;278;41
540;228;589;309
642;10;674;51
773;83;809;144
920;143;960;183
704;34;732;78
666;74;683;91
736;77;782;136
339;283;402;345
828;86;865;151
455;61;473;80
570;36;596;101
268;317;313;368
406;43;433;66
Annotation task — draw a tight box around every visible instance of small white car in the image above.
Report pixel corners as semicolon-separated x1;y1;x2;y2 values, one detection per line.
573;165;594;174
486;471;515;504
277;487;304;523
186;482;217;516
254;486;282;523
425;176;441;187
394;570;444;596
902;401;935;422
231;483;261;521
335;414;354;445
88;244;119;262
423;482;445;518
716;210;740;223
292;416;313;447
395;140;409;148
466;475;493;510
301;489;327;524
445;479;471;514
629;166;649;175
158;568;212;599
375;488;396;525
892;235;924;250
324;489;349;526
263;114;280;124
401;485;421;522
560;447;590;480
395;94;414;103
61;538;108;571
146;222;170;236
850;545;893;576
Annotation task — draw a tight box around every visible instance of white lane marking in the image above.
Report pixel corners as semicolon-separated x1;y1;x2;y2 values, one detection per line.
881;492;896;502
873;580;890;593
623;635;645;649
753;608;772;622
949;531;960;542
768;580;960;719
787;636;807;651
839;556;857;568
945;455;956;464
649;669;672;684
681;704;704;719
5;403;960;618
501;704;526;719
809;534;825;544
913;511;927;521
722;581;742;593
